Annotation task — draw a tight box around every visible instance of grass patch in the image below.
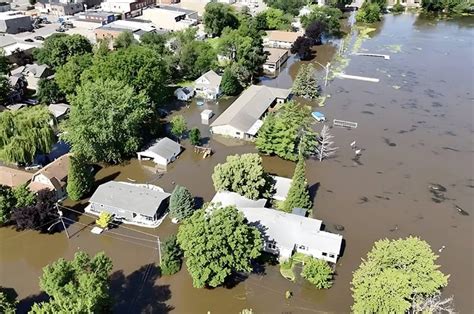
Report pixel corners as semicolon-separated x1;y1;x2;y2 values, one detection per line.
176;80;194;88
292;252;311;264
279;260;296;281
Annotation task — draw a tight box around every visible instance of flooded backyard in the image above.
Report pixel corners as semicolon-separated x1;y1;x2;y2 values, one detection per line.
1;13;473;313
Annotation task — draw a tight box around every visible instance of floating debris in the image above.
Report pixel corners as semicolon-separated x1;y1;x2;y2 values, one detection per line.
359;196;369;203
392;85;401;90
438;245;446;253
334;224;345;231
429;184;447;192
389;225;398;232
429;184;448;203
454;205;469;216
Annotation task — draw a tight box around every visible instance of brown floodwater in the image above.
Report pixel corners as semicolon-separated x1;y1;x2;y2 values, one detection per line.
1;13;473;313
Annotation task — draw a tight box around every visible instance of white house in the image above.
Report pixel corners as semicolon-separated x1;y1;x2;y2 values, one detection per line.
264;30;302;49
210;85;291;140
141;6;197;31
194;70;222;100
174;87;195;101
137;137;182;167
28;154;71;199
210;191;343;263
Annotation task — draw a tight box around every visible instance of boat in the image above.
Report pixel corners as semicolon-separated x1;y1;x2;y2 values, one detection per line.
312;111;326;122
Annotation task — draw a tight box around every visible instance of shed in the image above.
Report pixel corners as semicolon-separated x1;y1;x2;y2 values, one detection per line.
174;87;195;101
201;109;213;125
137;137;182;167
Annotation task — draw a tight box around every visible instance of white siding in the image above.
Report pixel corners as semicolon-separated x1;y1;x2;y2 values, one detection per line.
211;125;244;139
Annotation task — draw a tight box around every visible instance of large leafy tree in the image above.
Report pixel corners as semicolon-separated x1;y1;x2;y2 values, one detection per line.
292;64;319;99
36;78;64;105
113;31;137;49
55;53;92;97
256;101;318;161
220;66;242;96
282;155;312;213
170;115;187;140
258;8;292;30
351;236;449;313
203;2;239;37
34;34;92;69
0;290;16;314
178;40;217;80
11;189;57;231
64;79;152;163
263;0;306;15
30;251;113;313
305;21;326;45
356;2;381;23
301;258;333;289
0;185;15;225
291;36;313;60
169;185;195;221
12;184;35;208
177;205;262;288
67;155;94;201
301;6;343;36
160;234;183;276
212;153;272;200
0;106;55;164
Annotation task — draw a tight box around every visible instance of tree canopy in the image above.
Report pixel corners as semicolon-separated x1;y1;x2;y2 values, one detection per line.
113;31;137;49
11;189;57;231
30;251;113;313
301;258;333;289
203;2;239;37
37;78;64;105
351;236;449;313
263;0;306;15
420;0;471;12
177;205;262;288
257;8;293;30
63;79;152;163
34;34;92;69
0;290;16;314
292;64;320;99
67;155;94;201
212;153;273;200
160;234;183;276
282;155;312;213
220;66;242;96
356;2;382;23
170;115;187;140
0;106;55;164
55;53;93;97
301;6;343;36
291;36;313;60
169;185;195;221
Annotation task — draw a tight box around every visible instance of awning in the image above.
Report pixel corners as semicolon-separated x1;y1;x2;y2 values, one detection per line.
246;119;264;136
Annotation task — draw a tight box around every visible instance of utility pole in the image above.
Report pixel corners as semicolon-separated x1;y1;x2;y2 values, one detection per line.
56;204;70;239
325;62;331;87
157;236;162;265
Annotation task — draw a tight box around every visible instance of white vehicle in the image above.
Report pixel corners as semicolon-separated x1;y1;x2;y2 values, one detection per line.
312;111;326;122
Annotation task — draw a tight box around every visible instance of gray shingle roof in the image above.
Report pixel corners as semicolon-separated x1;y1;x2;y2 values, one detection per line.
210;85;290;132
140;137;181;160
195;70;222;89
89;181;170;217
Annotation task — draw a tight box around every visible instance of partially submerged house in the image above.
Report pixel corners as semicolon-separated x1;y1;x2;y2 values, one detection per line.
48;103;70;122
174;87;195;101
10;63;54;91
264;30;302;49
194;70;222;100
137;137;182;167
210;85;291;140
0;166;31;188
87;181;170;227
28;153;70;199
210;191;343;263
263;47;289;74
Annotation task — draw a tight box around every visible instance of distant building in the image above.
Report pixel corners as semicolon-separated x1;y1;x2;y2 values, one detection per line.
101;0;155;17
0;11;32;34
263;47;289;74
94;19;165;43
142;6;197;31
264;30;302;49
87;181;170;227
79;11;117;24
210;85;290;140
10;63;54;91
49;2;84;16
137;137;182;167
194;70;222;100
28;154;70;199
387;0;421;7
157;0;180;3
0;166;31;188
174;86;195;101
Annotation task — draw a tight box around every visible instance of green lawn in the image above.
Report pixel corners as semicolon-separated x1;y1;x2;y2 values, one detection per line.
279;260;296;281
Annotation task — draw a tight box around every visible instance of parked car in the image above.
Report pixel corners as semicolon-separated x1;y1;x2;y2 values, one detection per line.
24;38;34;42
25;164;42;171
312;111;326;122
34;36;45;41
56;28;65;32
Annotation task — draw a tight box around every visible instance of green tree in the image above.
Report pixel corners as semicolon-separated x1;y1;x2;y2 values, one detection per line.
370;0;387;10
96;212;113;229
327;0;353;9
113;31;136;49
0;106;55;164
220;66;242;96
0;291;16;314
260;8;292;30
170;115;187;140
12;189;57;231
0;76;11;105
301;258;333;289
0;50;10;74
169;185;195;221
203;2;239;37
64;79;152;163
34;34;92;68
140;32;167;54
178;40;217;80
290;36;313;60
12;184;35;208
356;2;382;23
0;185;15;225
37;78;64;105
292;64;319;99
263;0;306;15
189;128;201;146
301;6;343;36
390;0;405;12
55;54;93;97
177;205;262;288
212;153;272;200
67;155;94;201
160;234;183;276
282;156;312;213
351;236;449;313
30;251;113;313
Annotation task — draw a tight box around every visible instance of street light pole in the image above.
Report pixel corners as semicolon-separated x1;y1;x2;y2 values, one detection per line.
56;204;70;239
325;62;331;87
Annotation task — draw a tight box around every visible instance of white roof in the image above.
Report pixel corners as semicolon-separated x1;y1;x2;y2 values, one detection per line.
210;191;267;208
0;11;29;20
195;70;222;88
48;103;70;118
271;176;292;201
139;137;181;160
1;43;35;56
201;109;213;118
246;119;264;136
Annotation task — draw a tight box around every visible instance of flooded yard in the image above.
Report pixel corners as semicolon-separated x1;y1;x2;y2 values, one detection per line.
1;13;473;313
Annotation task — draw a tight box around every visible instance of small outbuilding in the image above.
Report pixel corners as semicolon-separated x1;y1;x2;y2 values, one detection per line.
200;109;213;125
174;87;195;101
137;137;182;167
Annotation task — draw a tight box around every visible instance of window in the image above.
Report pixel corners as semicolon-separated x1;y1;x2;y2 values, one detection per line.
322;252;328;256
298;245;307;251
329;254;335;258
267;242;276;250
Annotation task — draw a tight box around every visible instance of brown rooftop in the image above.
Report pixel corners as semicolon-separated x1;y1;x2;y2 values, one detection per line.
32;153;70;182
265;31;302;43
264;47;289;63
0;166;32;188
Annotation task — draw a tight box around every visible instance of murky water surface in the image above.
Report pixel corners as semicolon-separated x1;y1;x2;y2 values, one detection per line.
1;13;473;313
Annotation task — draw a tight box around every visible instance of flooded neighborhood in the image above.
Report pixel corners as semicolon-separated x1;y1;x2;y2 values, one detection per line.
0;1;473;313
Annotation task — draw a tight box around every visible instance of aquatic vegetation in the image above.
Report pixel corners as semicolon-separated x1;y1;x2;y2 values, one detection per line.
386;44;403;53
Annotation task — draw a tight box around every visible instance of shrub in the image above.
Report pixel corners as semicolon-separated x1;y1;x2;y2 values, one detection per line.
160;235;183;276
301;258;333;289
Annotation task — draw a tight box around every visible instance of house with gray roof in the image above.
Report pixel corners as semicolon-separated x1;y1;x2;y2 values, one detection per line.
10;63;54;91
87;181;170;227
194;70;222;100
137;137;181;167
210;191;343;263
210;85;291;140
48;103;70;121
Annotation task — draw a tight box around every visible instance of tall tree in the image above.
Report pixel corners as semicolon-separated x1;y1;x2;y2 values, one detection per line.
55;54;93;97
0;76;11;105
316;125;338;162
0;185;15;225
351;236;449;313
140;32;167;54
291;36;313;60
282;155;312;213
203;2;239;37
67;155;94;201
113;31;137;49
170;115;187;140
305;21;326;45
36;78;64;105
189;128;201;146
356;2;382;23
212;153;272;200
263;0;306;15
160;234;183;276
30;251;113;313
0;291;16;314
178;40;217;80
220;66;242;96
64;79;152;163
301;6;343;36
260;8;293;30
11;189;58;231
255;114;278;155
34;34;92;68
177;205;262;288
0;106;55;164
169;185;195;221
292;64;319;99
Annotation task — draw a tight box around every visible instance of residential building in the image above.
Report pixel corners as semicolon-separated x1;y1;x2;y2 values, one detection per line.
0;166;31;188
0;11;32;34
101;0;155;16
174;87;195;101
210;191;343;263
49;2;84;16
263;47;289;74
137;137;182;167
94;19;164;42
264;30;302;49
7;73;27;102
210;85;291;140
87;181;171;227
10;63;54;91
194;70;222;100
271;176;292;201
387;0;420;7
48;103;70;121
142;6;197;31
28;154;70;199
0;2;11;12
